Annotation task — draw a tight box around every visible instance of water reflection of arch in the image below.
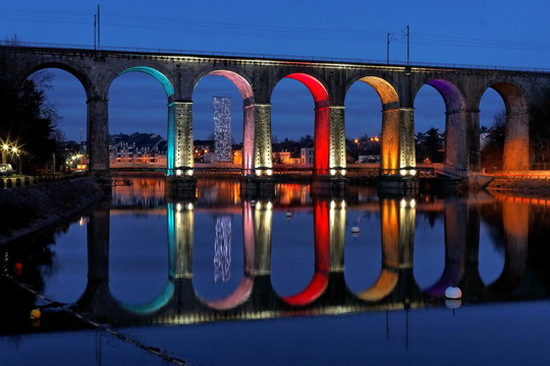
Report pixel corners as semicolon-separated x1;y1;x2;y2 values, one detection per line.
101;199;258;315
74;189;537;325
279;199;330;306
422;199;469;298
484;195;529;296
353;198;415;302
197;201;256;310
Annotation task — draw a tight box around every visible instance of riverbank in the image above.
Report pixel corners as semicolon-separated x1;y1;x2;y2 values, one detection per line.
0;176;104;245
485;175;550;195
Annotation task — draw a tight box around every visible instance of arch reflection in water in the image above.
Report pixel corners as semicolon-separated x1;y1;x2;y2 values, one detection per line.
75;179;534;327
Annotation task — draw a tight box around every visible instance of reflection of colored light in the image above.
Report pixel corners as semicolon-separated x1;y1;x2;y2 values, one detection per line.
281;200;330;306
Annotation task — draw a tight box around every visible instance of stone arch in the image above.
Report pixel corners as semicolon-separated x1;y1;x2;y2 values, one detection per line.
109;65;176;171
271;73;330;174
193;70;255;172
353;198;400;301
199;69;254;101
14;60;93;170
416;79;468;170
119;66;175;98
15;59;93;99
482;82;529;170
349;76;401;172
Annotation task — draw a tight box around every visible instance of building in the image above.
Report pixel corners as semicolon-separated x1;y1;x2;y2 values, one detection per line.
110;132;167;168
301;147;314;164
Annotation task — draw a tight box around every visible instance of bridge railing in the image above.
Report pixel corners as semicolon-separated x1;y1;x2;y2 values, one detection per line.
2;41;550;74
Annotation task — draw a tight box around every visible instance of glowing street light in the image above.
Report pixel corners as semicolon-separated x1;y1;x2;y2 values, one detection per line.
1;144;9;164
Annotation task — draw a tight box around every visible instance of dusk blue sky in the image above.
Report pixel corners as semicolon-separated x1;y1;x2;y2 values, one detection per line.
1;0;549;142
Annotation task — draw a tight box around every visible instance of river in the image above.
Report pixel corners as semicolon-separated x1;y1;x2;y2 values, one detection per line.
1;175;550;365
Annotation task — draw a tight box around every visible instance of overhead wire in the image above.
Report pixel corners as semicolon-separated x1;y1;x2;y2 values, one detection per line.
1;7;550;53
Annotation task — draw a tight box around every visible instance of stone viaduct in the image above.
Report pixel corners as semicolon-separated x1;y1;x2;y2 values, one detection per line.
3;45;550;182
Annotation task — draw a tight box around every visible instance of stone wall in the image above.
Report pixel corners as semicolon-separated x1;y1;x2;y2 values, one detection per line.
0;177;104;245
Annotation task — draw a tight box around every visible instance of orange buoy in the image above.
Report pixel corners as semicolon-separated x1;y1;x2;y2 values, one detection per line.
30;308;41;320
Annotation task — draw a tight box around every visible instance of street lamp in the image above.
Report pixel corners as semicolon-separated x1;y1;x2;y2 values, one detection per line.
2;144;9;164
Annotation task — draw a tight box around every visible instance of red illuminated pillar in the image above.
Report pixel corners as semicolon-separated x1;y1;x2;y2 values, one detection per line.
314;102;330;175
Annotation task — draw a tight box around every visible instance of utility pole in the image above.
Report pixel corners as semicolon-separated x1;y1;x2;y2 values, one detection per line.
386;33;394;65
93;14;97;50
97;5;101;50
406;25;410;65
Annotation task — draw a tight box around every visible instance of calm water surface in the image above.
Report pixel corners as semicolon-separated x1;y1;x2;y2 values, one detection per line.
2;175;550;365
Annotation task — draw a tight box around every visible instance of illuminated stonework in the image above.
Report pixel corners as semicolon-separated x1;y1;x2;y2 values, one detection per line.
213;97;232;162
400;108;416;169
253;104;273;174
168;101;193;175
330;106;346;173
